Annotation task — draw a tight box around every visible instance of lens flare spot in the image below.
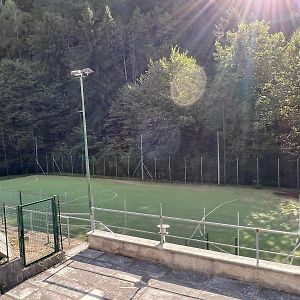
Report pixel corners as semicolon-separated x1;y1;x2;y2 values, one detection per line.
171;65;207;106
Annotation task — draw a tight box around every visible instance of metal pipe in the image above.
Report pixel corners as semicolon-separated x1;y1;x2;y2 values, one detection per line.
91;206;299;236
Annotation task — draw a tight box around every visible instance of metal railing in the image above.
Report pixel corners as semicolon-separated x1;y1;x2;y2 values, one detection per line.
3;203;299;267
91;206;300;267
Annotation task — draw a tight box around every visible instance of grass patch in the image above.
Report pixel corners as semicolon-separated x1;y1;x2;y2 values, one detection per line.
0;175;299;264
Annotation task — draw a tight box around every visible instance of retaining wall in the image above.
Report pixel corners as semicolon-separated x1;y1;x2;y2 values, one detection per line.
88;230;300;295
0;251;64;293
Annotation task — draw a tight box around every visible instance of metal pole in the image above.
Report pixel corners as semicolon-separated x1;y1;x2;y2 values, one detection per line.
222;100;226;185
160;203;164;245
298;194;300;235
79;76;93;214
237;211;240;256
115;156;118;179
203;207;206;236
124;199;127;231
168;155;171;182
256;157;259;186
154;157;157;181
71;155;74;175
184;157;187;183
236;157;239;185
200;156;203;184
67;217;70;245
277;157;280;188
297;158;299;190
19;190;23;205
103;157;106;176
140;134;144;181
35;137;38;175
127;154;130;177
255;229;260;267
217;131;220;185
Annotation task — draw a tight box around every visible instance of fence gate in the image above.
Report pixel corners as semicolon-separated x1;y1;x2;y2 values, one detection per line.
17;197;61;267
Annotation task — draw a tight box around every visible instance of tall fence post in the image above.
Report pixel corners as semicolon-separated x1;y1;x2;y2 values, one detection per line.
236;157;239;185
160;203;164;245
168;155;171;182
115;156;118;179
184;157;187;183
17;205;26;266
67;217;70;245
154;157;157;181
256;157;260;186
255;229;260;267
127;154;130;177
297;158;299;190
19;191;23;205
124;199;127;232
217;131;220;185
277;157;280;188
70;155;73;175
200;156;203;184
237;211;240;256
203;207;206;236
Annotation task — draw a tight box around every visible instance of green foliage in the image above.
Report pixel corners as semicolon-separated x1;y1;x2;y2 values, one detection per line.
106;48;206;159
1;0;300;183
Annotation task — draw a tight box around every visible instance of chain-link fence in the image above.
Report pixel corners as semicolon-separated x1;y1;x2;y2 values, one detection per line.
18;197;60;267
0;192;61;267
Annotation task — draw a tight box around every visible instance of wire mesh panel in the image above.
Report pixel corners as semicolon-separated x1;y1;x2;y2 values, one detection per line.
17;197;60;267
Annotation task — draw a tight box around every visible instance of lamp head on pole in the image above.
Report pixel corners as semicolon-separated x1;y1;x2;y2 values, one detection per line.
71;68;94;78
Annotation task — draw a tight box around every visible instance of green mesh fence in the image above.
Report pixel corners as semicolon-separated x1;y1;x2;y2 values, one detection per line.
18;197;60;266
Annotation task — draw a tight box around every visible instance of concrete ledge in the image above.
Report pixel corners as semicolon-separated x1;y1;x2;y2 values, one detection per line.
88;230;300;295
0;251;65;293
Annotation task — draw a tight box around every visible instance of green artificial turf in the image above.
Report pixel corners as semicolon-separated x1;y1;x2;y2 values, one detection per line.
0;175;299;264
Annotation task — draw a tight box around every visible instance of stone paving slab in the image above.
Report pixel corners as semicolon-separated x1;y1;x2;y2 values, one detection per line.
1;246;300;300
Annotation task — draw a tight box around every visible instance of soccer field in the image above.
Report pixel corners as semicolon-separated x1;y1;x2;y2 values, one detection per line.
0;175;299;263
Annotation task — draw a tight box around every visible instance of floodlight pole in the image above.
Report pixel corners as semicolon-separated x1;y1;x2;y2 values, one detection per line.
72;69;94;219
79;75;93;214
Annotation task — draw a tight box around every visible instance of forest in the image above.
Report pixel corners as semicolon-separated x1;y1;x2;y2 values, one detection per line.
1;0;300;186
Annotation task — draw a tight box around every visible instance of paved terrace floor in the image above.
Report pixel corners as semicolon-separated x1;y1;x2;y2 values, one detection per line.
1;243;300;300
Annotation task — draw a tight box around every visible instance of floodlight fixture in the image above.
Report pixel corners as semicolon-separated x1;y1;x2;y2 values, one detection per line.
71;68;94;78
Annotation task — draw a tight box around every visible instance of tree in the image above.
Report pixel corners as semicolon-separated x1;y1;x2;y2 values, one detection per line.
105;47;207;161
210;21;286;159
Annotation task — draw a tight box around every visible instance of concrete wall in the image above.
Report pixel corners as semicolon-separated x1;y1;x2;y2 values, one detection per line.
88;230;300;295
0;251;64;293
